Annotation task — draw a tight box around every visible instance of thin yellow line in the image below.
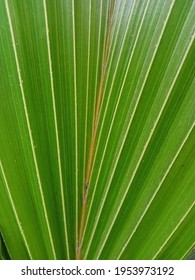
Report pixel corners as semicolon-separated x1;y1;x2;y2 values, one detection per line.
43;0;70;260
152;202;195;260
72;0;79;256
0;161;33;259
5;0;56;259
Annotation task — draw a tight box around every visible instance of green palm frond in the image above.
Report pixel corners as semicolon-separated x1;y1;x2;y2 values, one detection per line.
0;0;194;260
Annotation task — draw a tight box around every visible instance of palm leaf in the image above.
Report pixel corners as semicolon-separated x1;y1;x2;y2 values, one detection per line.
0;0;194;260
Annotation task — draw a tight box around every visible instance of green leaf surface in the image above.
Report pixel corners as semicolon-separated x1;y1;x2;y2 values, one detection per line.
0;0;194;259
0;233;10;260
186;249;195;260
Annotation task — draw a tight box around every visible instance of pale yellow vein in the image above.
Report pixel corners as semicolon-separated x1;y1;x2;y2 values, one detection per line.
43;0;70;260
0;160;33;259
5;0;56;259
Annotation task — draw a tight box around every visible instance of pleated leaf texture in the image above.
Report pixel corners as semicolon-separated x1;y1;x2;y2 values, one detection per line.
0;0;195;260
